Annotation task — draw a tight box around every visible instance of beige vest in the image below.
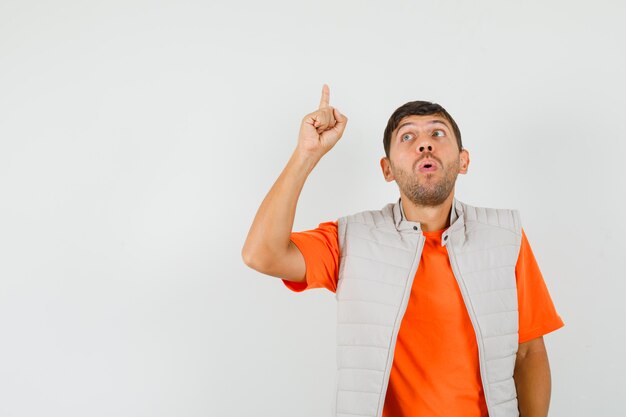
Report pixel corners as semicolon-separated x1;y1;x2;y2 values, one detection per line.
333;198;523;417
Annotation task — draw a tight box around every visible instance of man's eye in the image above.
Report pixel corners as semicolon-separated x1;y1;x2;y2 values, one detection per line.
433;130;445;137
401;133;413;142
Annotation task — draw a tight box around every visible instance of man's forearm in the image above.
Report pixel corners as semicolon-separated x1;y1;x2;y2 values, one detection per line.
241;150;318;268
513;348;552;417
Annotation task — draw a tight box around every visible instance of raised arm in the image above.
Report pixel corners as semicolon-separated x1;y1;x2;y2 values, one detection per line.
241;85;348;282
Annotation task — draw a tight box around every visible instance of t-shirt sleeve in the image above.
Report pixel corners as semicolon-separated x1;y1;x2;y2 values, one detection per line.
516;228;565;343
281;220;340;293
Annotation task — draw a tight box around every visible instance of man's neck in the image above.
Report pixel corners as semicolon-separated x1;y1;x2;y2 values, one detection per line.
400;192;455;232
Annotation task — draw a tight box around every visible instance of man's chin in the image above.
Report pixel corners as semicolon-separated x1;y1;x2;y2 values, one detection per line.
402;186;454;207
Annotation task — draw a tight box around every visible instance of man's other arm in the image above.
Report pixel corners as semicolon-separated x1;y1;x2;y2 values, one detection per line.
241;84;348;282
513;336;551;417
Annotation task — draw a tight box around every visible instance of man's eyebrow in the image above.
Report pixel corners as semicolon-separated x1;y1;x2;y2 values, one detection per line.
396;120;451;134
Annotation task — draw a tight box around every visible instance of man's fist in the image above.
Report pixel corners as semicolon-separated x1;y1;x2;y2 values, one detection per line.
297;84;348;159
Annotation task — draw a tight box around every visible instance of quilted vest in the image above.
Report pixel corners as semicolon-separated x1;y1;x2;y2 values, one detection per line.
332;197;523;417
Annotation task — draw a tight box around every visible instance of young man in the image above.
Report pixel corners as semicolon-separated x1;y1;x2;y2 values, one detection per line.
242;85;564;417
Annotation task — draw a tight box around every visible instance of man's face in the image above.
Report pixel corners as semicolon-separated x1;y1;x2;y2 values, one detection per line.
380;114;470;207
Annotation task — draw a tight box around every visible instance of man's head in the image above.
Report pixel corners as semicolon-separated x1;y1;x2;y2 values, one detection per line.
380;101;470;207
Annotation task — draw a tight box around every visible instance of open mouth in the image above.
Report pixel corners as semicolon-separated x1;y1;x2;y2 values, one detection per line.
418;160;438;172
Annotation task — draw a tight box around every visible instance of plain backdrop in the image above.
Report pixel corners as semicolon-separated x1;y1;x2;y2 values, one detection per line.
1;0;625;416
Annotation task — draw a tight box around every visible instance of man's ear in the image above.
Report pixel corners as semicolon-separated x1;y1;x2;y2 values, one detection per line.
459;149;470;174
380;157;395;182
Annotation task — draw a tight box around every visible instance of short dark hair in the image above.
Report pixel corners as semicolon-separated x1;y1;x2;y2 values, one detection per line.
383;101;462;158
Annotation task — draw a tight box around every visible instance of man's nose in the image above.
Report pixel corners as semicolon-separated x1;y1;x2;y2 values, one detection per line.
416;133;435;153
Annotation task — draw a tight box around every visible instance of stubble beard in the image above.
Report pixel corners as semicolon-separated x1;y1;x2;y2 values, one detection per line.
391;158;460;207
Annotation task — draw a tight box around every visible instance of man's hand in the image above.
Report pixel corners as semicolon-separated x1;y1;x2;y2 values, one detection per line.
297;84;348;159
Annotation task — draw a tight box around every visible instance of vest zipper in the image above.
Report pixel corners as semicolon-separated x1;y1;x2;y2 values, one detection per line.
375;233;425;417
445;239;494;417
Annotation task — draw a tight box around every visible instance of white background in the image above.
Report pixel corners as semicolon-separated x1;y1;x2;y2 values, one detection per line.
1;1;624;416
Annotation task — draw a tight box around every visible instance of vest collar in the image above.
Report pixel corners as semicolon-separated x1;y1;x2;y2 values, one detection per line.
393;197;465;246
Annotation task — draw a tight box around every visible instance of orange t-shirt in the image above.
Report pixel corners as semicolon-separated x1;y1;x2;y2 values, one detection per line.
281;221;564;417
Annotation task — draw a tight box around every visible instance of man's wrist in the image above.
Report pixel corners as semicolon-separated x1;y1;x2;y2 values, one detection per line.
290;148;322;176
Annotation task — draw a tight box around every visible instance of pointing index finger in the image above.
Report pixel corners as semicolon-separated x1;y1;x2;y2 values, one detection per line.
319;84;330;109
